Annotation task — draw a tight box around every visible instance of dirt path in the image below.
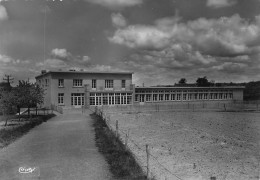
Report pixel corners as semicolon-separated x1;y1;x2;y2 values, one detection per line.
0;110;113;180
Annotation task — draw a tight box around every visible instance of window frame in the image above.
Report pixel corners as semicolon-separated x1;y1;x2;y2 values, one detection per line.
58;79;64;87
73;79;83;87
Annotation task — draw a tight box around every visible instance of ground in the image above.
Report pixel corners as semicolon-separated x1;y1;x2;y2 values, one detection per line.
0;109;113;180
103;110;260;180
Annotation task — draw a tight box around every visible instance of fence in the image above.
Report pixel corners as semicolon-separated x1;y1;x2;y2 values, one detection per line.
50;104;63;114
93;107;187;180
94;100;260;114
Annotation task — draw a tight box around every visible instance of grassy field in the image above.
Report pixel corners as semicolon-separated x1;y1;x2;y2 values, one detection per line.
103;110;260;180
0;114;55;148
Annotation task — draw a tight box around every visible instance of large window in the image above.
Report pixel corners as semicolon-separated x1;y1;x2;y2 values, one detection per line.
58;93;64;105
122;80;126;89
105;80;113;89
58;79;64;87
146;94;151;101
71;93;84;106
177;94;181;101
73;79;83;87
153;94;158;101
159;94;164;101
103;93;108;105
115;93;120;104
171;94;175;101
92;79;96;89
127;93;132;104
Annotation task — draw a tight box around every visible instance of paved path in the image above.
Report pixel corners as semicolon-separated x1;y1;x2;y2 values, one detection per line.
0;109;113;180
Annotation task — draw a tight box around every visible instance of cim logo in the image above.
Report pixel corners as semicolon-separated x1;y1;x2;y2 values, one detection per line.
18;166;40;177
19;167;36;173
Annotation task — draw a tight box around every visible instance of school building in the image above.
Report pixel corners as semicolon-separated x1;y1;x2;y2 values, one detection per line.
35;70;244;109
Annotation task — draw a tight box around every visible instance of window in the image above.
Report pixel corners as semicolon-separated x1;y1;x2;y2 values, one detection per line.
58;79;64;87
105;80;113;89
135;94;139;102
92;79;96;89
73;79;83;87
121;93;127;104
103;93;108;105
159;94;164;101
115;93;120;104
188;94;192;100
58;93;64;105
153;94;158;101
165;94;170;101
122;80;126;89
45;79;48;86
183;94;187;101
145;94;151;102
127;94;132;104
177;94;181;101
171;94;175;101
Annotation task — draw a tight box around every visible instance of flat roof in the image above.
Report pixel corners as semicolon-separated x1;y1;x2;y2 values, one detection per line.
35;70;134;79
135;86;245;89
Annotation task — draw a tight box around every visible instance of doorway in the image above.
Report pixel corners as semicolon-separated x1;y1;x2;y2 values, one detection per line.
71;93;85;108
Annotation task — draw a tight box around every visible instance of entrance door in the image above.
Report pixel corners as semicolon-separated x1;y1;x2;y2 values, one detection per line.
71;93;85;108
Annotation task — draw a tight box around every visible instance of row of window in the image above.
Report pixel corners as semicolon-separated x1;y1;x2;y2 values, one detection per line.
135;90;233;94
90;93;132;106
57;79;126;89
135;93;233;102
57;92;132;106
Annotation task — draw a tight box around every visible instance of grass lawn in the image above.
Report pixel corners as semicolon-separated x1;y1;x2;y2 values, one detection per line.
0;114;55;148
91;113;148;180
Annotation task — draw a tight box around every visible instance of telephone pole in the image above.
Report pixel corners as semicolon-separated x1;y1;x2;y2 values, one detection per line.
3;74;14;84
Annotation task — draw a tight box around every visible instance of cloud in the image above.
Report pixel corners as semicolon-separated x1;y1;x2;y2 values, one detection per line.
111;13;127;28
206;0;237;8
212;62;248;73
109;25;171;49
85;0;143;9
0;54;12;63
110;14;260;57
109;14;260;85
0;5;8;21
51;48;71;59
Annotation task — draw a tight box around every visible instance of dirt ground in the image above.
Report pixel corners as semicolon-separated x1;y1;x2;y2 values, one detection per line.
103;110;260;180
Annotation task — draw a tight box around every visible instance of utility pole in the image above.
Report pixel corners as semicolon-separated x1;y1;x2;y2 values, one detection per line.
3;74;14;84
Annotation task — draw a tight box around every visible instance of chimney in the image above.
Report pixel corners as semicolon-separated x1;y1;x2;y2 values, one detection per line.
41;70;47;74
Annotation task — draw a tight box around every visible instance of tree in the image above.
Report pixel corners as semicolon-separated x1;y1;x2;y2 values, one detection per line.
0;90;16;126
15;81;44;118
178;78;187;84
196;76;211;87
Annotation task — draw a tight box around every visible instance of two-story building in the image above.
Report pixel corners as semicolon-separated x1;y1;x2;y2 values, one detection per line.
35;70;134;109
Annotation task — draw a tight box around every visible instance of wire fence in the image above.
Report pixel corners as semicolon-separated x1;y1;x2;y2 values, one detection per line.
96;100;260;114
93;106;186;180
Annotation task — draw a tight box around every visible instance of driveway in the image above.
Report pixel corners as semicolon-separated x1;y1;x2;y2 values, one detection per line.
0;109;113;180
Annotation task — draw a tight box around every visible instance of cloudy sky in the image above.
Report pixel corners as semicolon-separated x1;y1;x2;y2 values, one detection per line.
0;0;260;85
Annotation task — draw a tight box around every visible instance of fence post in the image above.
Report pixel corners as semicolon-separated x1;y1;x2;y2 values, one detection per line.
125;129;129;147
116;120;119;138
146;144;150;179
